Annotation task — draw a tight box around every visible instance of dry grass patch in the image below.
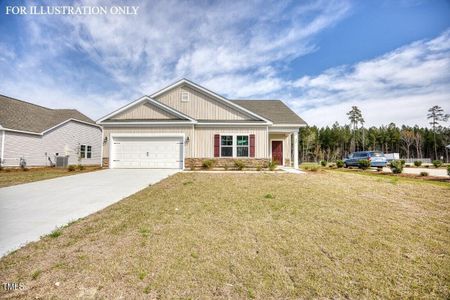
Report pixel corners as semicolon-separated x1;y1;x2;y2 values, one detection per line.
0;172;449;299
0;166;101;188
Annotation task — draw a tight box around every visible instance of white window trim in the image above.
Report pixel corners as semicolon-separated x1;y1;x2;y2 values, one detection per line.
80;144;92;159
219;134;250;158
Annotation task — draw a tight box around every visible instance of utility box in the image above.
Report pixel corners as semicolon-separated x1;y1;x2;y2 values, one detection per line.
55;155;69;168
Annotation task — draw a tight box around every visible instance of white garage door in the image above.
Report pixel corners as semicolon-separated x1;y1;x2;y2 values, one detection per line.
111;136;184;169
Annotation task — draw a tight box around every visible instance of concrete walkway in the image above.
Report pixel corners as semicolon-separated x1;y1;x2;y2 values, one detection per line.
0;169;178;257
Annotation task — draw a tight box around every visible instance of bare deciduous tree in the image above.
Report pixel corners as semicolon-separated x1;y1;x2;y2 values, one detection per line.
400;130;414;159
413;131;422;159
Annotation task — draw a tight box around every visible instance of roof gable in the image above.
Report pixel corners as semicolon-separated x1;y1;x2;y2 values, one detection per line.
151;79;272;124
97;96;196;124
108;101;182;121
0;94;96;134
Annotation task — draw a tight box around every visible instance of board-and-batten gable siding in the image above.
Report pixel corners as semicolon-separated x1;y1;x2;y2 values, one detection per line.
269;133;291;161
3;121;102;167
194;127;268;158
102;126;194;158
154;85;255;121
109;102;177;120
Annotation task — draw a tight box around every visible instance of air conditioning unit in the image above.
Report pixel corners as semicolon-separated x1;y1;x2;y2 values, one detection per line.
55;155;69;168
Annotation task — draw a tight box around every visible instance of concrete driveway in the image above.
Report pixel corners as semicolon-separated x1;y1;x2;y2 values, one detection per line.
382;167;449;177
0;169;178;257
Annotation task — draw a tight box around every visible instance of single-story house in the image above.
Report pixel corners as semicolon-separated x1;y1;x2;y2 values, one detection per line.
0;95;102;167
97;79;307;169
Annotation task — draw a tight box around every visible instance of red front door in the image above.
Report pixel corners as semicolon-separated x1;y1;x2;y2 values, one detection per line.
271;141;283;165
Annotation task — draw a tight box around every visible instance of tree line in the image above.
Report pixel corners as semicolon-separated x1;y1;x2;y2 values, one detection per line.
299;106;450;163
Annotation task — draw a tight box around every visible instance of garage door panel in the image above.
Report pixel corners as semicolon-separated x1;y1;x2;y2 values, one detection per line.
111;136;183;169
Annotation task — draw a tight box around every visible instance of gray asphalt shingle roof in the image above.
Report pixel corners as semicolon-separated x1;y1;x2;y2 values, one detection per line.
0;94;95;133
231;100;307;125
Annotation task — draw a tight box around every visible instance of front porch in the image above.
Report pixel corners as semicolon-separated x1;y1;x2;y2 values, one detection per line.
269;127;299;169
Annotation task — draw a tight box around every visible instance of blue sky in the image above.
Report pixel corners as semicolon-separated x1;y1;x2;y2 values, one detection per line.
0;0;449;127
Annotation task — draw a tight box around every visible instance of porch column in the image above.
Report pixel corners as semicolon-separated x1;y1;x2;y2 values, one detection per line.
293;131;299;169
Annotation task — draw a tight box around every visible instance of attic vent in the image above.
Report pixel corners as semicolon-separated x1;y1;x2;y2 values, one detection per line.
181;91;189;102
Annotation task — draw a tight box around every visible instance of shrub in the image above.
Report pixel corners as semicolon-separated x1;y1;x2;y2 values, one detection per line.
414;160;422;167
67;165;76;172
320;160;327;167
268;160;277;171
400;159;406;166
224;164;229;171
202;159;215;170
336;160;344;168
432;160;442;168
358;159;371;170
49;229;62;238
425;165;429;168
419;171;429;177
256;166;262;171
264;193;274;199
390;160;403;174
77;164;85;171
234;160;245;170
447;165;450;176
309;165;319;172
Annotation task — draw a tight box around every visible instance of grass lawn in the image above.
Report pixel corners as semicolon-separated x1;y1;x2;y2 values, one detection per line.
0;172;449;298
0;166;102;188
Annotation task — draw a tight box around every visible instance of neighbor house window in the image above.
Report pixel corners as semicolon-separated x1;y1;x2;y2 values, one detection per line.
236;135;249;157
80;145;92;159
220;135;233;157
87;146;92;158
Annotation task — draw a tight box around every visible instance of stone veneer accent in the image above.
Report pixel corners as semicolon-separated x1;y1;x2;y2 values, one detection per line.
102;157;270;169
102;158;109;168
185;158;270;169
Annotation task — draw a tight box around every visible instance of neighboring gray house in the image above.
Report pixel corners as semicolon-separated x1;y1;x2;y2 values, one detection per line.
0;95;102;167
98;79;306;169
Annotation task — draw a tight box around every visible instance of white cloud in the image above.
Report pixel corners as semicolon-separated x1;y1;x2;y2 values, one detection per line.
0;0;350;120
1;0;448;128
289;30;450;127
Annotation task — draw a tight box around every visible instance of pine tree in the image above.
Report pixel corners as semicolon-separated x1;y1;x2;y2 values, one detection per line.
427;106;449;159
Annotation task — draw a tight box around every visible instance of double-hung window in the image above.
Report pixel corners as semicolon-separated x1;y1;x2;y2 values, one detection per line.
80;145;92;159
220;135;249;157
220;136;233;157
236;135;249;157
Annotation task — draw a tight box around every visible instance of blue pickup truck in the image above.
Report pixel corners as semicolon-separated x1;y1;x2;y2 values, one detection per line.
344;151;387;169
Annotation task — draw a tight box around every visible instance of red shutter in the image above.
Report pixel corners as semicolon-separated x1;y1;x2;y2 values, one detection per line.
250;134;255;157
214;134;220;157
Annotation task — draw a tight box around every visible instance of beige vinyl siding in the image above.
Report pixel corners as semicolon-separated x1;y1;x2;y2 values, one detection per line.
110;102;176;120
269;134;291;162
103;126;194;158
3;121;102;167
194;127;268;158
155;86;254;121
